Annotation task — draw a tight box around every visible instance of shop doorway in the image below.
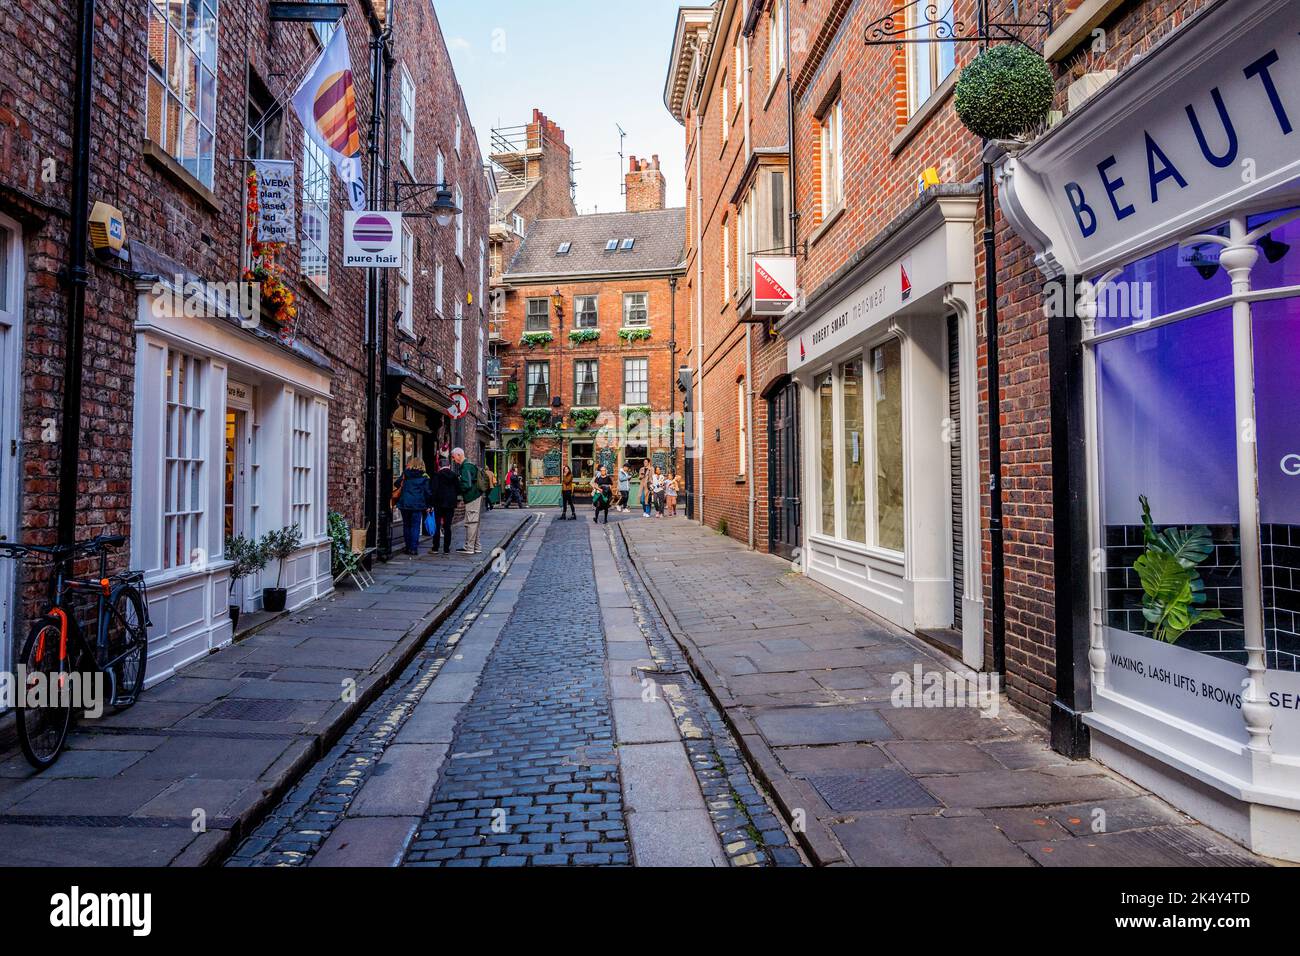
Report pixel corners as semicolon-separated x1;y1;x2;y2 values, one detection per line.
767;378;801;560
947;314;963;630
224;383;258;608
0;215;22;674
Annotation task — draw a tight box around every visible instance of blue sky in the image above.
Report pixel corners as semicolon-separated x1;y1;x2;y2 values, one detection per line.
435;0;690;215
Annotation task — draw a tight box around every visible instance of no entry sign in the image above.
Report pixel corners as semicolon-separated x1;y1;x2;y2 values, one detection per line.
447;393;469;419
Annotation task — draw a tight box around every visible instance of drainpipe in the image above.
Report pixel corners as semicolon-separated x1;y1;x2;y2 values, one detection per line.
979;0;1007;677
363;10;390;553
694;110;705;525
784;0;798;256
377;1;395;562
669;273;678;474
57;0;96;548
746;323;755;550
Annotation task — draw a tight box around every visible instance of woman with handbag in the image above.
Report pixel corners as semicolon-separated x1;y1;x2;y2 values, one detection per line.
393;457;433;556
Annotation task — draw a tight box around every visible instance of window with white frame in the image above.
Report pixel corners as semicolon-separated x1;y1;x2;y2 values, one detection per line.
721;79;730;144
436;149;445;187
454;301;464;377
302;131;330;293
723;220;731;302
575;295;598;329
906;4;957;116
526;298;550;332
623;292;648;327
623;358;648;405
513;213;525;235
478;239;485;305
291;393;315;536
455;185;464;259
574;360;599;407
769;0;786;86
398;223;414;334
162;350;205;571
476;321;484;403
435;260;444;316
735;41;744;107
819;98;844;218
146;0;219;186
455;114;463;154
525;361;550;407
737;194;753;294
737;379;747;476
399;65;416;173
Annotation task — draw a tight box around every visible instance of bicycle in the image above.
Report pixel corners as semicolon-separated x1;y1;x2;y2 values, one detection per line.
0;534;151;770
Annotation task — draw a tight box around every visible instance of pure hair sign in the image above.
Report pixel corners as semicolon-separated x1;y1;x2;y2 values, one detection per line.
343;211;403;268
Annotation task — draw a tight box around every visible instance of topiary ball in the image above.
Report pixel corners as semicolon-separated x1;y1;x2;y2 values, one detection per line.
954;43;1055;141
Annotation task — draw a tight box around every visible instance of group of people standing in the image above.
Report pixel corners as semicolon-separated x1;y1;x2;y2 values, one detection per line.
392;447;487;556
590;462;681;524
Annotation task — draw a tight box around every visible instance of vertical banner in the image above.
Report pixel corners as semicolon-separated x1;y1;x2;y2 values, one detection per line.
252;160;295;243
291;26;367;211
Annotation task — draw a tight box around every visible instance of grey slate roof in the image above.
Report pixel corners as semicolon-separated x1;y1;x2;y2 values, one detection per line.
505;207;686;278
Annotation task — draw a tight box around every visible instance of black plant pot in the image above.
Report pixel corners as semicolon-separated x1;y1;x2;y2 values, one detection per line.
262;588;288;613
229;604;241;633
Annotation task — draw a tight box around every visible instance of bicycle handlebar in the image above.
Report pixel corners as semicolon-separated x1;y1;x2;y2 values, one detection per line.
0;534;128;560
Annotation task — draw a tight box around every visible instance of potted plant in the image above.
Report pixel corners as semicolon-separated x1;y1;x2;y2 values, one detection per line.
954;43;1055;142
1066;48;1117;113
259;524;303;613
224;534;267;633
1132;495;1224;644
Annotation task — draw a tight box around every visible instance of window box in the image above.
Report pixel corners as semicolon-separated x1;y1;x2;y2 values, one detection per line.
618;327;652;344
520;331;554;349
569;328;601;344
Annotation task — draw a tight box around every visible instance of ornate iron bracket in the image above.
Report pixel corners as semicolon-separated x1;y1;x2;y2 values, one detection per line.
864;0;1052;49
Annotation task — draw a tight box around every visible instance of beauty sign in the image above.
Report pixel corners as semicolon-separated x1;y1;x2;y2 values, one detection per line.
343;211;402;268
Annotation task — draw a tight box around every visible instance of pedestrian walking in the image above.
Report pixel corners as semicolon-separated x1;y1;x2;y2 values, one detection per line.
504;466;525;508
483;464;498;511
666;471;679;516
560;466;577;520
430;456;460;554
592;465;613;524
638;462;652;517
392;457;433;556
452;447;487;554
617;464;632;512
651;466;667;517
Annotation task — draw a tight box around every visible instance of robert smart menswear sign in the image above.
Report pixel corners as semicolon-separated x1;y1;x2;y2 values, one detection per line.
292;26;366;211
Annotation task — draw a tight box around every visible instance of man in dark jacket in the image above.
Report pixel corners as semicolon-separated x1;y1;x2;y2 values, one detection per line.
394;457;432;555
430;457;460;555
452;447;483;554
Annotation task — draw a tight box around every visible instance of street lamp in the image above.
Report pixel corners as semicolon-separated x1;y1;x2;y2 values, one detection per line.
551;288;564;320
431;184;461;227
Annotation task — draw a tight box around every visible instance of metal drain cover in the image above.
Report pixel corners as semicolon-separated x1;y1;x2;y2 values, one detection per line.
806;770;939;811
205;698;299;722
238;671;274;679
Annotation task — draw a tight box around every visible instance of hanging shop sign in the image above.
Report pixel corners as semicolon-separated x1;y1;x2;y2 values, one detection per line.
753;256;797;315
344;211;403;267
252;160;295;243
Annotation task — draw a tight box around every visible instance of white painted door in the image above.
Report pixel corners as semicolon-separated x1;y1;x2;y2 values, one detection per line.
0;214;22;675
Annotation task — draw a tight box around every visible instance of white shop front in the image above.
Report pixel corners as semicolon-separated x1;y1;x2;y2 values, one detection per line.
995;0;1300;858
782;191;986;666
131;275;334;686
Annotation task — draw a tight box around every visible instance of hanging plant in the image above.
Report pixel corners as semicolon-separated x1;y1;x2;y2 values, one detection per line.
569;328;601;344
506;380;519;406
954;43;1055;141
618;327;652;343
569;407;600;432
521;331;555;349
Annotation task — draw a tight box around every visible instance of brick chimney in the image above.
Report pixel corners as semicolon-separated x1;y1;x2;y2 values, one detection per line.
625;154;666;212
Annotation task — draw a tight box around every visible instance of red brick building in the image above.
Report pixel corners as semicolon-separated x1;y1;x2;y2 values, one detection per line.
0;0;487;687
492;156;687;504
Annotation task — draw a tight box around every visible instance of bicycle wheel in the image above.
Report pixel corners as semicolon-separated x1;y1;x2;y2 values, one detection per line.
101;584;148;708
16;618;74;770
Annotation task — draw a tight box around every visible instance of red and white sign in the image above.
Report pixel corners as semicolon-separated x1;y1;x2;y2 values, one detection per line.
447;393;469;420
753;256;797;316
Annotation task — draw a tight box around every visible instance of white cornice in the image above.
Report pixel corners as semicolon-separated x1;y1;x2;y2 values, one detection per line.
664;7;715;123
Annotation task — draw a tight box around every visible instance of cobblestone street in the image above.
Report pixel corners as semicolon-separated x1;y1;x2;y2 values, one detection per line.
229;511;801;867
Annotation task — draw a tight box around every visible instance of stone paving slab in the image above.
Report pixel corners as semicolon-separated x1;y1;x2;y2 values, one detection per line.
0;510;529;867
312;817;421;867
349;743;448;817
619;518;1270;868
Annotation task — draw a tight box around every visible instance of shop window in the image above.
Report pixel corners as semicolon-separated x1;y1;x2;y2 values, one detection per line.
574;360;599;407
291;394;316;536
163;351;205;570
1097;309;1241;659
625;443;648;475
526;298;550;332
301;132;330;294
624;358;648;405
571;441;595;481
1247;208;1300;291
146;0;218;186
841;357;866;544
525;361;550;407
872;341;904;552
818;371;835;535
575;295;599;328
1090;225;1231;335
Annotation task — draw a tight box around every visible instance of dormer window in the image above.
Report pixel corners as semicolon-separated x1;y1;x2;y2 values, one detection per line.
605;239;619;251
557;241;572;255
620;238;635;250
